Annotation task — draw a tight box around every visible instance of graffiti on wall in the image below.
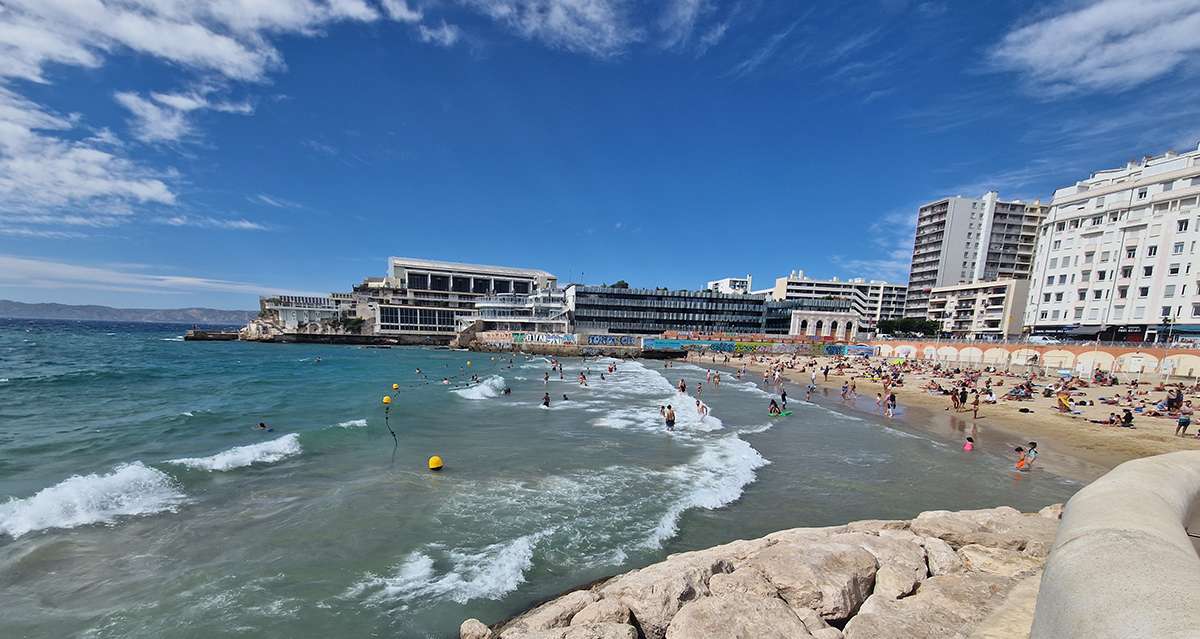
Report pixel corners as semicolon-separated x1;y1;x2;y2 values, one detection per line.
513;332;578;345
586;335;640;347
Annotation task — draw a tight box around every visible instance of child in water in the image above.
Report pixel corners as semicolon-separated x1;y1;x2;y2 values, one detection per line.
768;399;782;415
962;436;974;452
1014;446;1028;471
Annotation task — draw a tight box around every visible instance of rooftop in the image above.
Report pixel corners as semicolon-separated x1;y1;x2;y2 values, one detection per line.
389;256;555;278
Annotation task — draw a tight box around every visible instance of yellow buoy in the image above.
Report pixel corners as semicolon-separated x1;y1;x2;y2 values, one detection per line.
428;455;443;471
467;360;472;367
392;383;399;391
382;395;392;405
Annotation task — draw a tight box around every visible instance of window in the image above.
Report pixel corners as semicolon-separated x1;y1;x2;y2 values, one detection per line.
1091;216;1103;226
1164;181;1174;192
1138;187;1148;200
1074;307;1084;319
1046;275;1055;286
1170;263;1181;276
1059;274;1068;284
1093;289;1103;300
1055;292;1064;301
1139;286;1150;298
1180;219;1190;232
1081;270;1091;282
1134;306;1146;319
1056;222;1066;231
1052;240;1062;250
1049;257;1058;268
1051;310;1060;320
1077;289;1087;301
1162;306;1173;318
1126;246;1137;258
1193;303;1200;318
1096;196;1105;207
1069;219;1080;229
1043;293;1052;303
1121;266;1133;278
1144;266;1154;277
1097;270;1107;281
1040;311;1049;320
1084;252;1095;263
1148;246;1158;256
1118;286;1128;299
1166;285;1176;297
1174;242;1185;254
1101;251;1110;262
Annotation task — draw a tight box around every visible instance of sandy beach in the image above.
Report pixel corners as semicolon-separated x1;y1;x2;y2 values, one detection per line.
686;351;1200;482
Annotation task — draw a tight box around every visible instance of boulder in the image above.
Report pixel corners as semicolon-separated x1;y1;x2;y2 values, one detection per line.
744;542;877;621
1037;503;1063;520
461;619;493;639
877;529;921;544
910;507;1058;554
830;532;928;599
599;552;733;639
957;544;1043;577
570;599;631;626
844;519;910;533
499;591;598;637
921;537;963;576
708;566;780;599
516;623;639;639
841;573;1015;639
794;606;838;637
665;593;814;639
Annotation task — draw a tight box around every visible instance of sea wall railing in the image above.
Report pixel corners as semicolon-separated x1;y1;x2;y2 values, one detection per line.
1032;451;1200;639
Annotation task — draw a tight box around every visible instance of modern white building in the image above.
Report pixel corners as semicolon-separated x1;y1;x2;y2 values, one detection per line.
927;279;1030;340
455;289;570;334
764;270;906;334
259;295;342;332
1023;144;1200;341
362;257;557;340
905;192;1045;318
706;275;753;295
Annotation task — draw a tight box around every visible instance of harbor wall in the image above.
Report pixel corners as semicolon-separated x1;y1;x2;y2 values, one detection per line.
1032;451;1200;638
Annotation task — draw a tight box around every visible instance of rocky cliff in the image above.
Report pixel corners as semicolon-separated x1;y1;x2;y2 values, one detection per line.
460;505;1063;639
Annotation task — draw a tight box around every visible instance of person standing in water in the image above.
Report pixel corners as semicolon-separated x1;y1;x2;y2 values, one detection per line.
781;388;788;409
664;405;676;431
542;393;551;408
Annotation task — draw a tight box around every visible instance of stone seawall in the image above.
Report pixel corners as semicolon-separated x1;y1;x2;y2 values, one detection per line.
1031;450;1200;638
460;505;1062;639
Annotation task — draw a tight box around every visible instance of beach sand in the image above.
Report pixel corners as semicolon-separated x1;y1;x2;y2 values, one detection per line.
686;351;1200;482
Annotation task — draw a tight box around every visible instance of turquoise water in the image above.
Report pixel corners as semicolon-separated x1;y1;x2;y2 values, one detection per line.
0;319;1078;638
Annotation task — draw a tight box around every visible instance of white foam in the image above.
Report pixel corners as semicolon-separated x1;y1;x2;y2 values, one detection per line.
0;462;187;539
335;419;368;429
644;436;768;548
166;434;301;471
159;337;184;342
452;375;507;400
348;532;543;605
738;423;774;435
728;380;772;398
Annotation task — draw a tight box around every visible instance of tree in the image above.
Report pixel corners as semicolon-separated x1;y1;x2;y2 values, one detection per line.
611;280;630;289
877;317;941;336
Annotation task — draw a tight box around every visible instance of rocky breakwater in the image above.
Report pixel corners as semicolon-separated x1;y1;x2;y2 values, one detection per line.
460;505;1063;639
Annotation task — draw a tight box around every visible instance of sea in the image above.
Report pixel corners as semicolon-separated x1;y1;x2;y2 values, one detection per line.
0;319;1079;638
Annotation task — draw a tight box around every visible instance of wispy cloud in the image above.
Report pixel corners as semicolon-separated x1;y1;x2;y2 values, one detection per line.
725;19;802;78
249;193;302;209
832;209;917;283
0;255;312;297
461;0;642;58
989;0;1200;96
659;0;709;51
114;87;254;144
418;21;463;47
156;215;269;231
303;139;339;155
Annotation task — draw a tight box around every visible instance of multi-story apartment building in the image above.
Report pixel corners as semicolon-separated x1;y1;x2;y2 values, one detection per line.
1024;145;1200;341
927;279;1030;340
566;285;769;335
904;192;1044;318
706;275;753;295
763;270;906;334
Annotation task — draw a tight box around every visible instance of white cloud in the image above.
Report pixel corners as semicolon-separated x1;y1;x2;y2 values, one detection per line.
991;0;1200;95
418;21;462;47
461;0;641;58
380;0;423;22
832;209;916;283
659;0;708;50
157;215;269;231
115;88;254;143
725;20;800;78
250;193;302;208
0;254;312;297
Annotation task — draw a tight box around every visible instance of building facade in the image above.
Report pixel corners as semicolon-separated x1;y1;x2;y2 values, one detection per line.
456;289;570;334
1023;144;1200;341
367;257;557;339
566;285;769;335
905;192;1044;318
706;275;753;295
764;270;906;334
927;279;1030;340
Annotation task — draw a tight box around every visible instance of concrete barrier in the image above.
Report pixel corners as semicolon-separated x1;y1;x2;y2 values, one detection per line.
1031;451;1200;638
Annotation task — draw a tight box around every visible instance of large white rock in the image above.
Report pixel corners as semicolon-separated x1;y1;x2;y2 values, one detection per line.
829;532;928;599
841;573;1015;639
665;593;814;639
570;599;631;626
499;591;598;638
921;536;963;576
958;544;1044;577
707;566;780;599
910;507;1058;555
461;618;493;639
744;541;878;621
599;552;733;639
515;623;639;639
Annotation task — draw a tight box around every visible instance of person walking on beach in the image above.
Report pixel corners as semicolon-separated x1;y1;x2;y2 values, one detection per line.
810;369;817;387
971;392;980;419
840;381;849;400
885;392;897;418
822;366;830;382
664;405;676;431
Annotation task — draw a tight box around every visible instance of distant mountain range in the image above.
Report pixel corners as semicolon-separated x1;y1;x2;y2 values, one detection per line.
0;300;255;325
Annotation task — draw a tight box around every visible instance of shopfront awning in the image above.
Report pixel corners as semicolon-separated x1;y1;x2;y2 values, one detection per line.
1065;325;1105;337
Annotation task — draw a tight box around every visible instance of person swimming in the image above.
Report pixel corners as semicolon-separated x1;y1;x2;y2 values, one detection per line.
562;394;569;401
255;422;272;432
963;436;974;452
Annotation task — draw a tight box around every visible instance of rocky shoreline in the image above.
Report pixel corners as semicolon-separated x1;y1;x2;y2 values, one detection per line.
460;504;1063;639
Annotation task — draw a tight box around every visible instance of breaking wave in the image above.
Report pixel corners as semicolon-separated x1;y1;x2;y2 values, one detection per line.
452;375;507;400
0;462;186;539
166;434;301;471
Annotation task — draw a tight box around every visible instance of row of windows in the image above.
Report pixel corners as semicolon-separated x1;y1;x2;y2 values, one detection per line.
405;273;533;295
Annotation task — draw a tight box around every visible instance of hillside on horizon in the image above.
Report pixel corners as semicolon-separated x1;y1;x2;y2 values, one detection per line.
0;300;255;325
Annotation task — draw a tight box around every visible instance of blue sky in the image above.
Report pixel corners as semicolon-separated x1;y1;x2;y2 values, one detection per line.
2;0;1200;309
